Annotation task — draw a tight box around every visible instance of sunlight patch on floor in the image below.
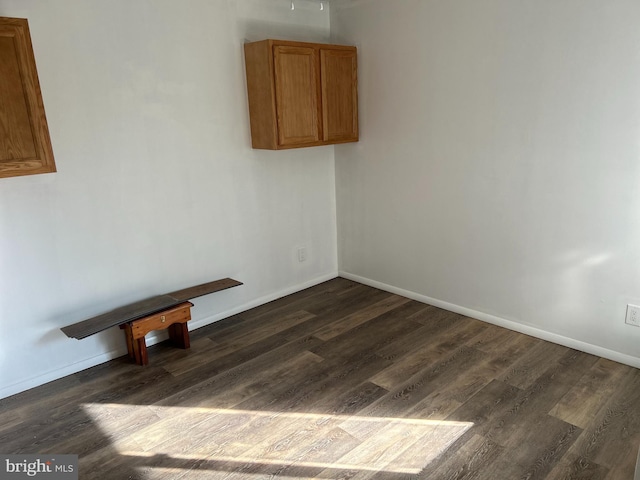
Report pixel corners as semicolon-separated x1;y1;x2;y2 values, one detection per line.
82;403;473;477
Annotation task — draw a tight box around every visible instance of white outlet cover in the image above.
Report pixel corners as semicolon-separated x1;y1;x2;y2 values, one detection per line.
625;304;640;327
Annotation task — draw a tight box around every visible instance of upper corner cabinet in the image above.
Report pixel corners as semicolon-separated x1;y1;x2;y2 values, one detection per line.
243;39;358;150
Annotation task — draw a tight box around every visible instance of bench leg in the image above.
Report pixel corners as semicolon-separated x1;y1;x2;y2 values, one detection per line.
168;322;190;349
122;324;148;366
131;336;148;366
123;325;135;360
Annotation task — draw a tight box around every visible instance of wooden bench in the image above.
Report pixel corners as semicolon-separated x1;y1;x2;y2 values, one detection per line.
61;278;242;365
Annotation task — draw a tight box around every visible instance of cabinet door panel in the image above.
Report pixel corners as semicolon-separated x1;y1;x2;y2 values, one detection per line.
0;18;55;178
0;36;37;161
320;49;358;143
273;46;320;147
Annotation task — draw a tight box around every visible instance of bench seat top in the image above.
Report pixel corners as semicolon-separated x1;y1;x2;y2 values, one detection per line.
61;278;242;339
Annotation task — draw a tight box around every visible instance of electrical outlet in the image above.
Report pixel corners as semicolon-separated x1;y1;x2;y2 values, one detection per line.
626;304;640;327
297;247;307;263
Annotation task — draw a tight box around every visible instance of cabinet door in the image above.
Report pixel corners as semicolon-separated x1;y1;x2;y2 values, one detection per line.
320;49;358;143
273;45;321;147
0;17;55;178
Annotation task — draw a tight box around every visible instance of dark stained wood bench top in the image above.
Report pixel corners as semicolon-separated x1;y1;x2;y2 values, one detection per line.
61;278;242;340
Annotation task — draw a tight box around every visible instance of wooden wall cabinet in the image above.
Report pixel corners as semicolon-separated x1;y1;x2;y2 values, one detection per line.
0;17;56;179
244;39;358;150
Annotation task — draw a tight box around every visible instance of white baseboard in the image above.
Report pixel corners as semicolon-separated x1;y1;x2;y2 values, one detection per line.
340;271;640;369
0;272;339;400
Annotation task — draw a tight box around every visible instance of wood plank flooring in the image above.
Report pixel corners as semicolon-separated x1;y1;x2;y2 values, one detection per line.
1;277;639;479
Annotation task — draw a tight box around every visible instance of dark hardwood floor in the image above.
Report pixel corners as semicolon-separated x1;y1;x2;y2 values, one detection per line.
1;277;639;479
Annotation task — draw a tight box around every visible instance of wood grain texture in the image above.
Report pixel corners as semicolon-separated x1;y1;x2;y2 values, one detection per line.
0;36;36;160
549;357;632;429
61;278;242;339
0;17;55;178
321;48;358;143
274;45;320;146
243;39;358;150
243;40;278;149
2;278;639;479
168;278;242;302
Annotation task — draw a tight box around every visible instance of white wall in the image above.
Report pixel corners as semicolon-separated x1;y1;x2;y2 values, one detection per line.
0;0;337;399
332;0;640;364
